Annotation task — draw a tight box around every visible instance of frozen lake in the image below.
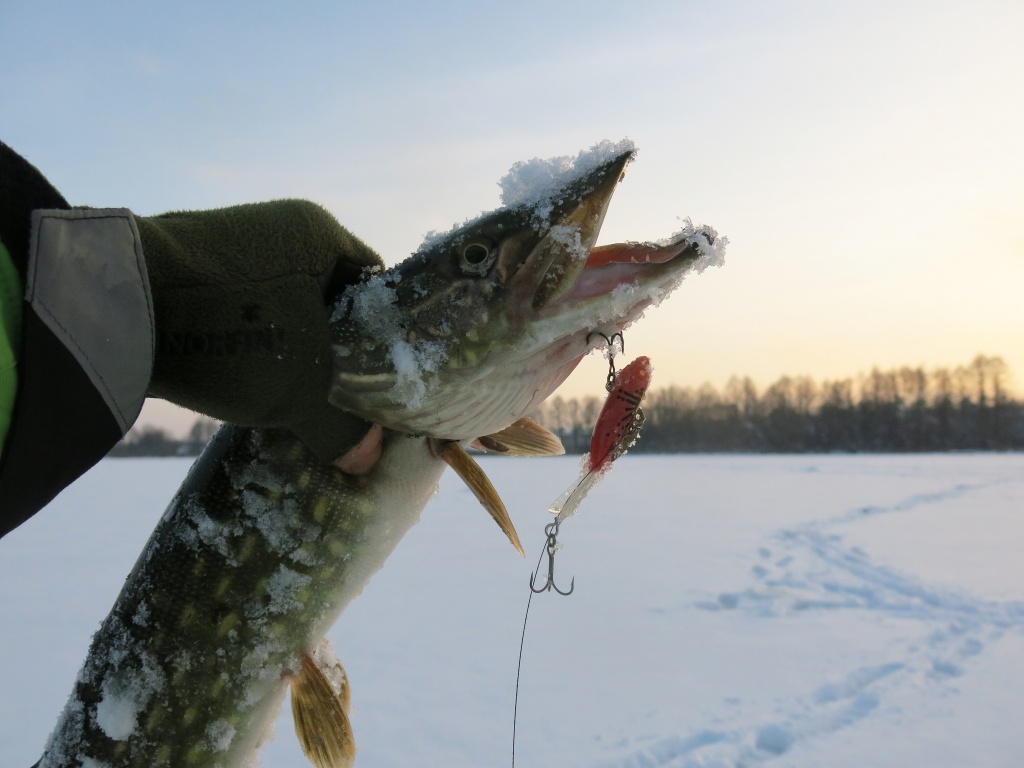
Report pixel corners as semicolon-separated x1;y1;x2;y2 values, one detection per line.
2;453;1023;767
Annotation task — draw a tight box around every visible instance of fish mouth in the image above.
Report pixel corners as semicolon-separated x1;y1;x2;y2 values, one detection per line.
515;152;723;346
562;229;718;324
514;207;723;408
519;150;633;310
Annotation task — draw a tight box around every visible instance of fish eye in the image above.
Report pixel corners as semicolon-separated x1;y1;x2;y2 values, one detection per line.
457;241;497;275
463;243;490;264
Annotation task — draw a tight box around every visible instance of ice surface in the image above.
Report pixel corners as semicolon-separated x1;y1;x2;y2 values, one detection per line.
4;454;1024;768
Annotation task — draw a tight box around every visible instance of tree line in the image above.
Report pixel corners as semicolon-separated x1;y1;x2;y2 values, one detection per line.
108;416;220;457
532;355;1023;453
110;355;1022;457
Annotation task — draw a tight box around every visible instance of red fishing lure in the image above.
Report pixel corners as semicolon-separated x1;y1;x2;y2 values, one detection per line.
550;355;653;523
588;355;652;472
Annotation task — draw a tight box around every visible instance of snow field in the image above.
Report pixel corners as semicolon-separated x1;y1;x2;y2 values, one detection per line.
1;453;1022;767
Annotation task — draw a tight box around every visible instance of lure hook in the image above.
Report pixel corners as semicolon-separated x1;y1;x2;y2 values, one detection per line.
529;521;574;596
587;331;625;392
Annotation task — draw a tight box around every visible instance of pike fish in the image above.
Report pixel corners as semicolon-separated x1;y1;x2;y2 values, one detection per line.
37;144;725;768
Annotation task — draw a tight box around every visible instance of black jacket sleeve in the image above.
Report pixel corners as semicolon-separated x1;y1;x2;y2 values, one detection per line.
0;142;142;540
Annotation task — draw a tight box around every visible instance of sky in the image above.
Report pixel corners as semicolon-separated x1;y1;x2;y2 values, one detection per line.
4;0;1022;436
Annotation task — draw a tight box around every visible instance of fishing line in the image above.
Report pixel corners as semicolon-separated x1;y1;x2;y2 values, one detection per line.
513;330;638;766
512;540;549;768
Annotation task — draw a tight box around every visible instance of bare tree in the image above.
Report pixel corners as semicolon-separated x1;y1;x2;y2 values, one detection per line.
189;416;221;444
496;355;1022;453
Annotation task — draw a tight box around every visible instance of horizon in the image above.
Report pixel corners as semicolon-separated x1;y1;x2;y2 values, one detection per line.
5;1;1021;438
136;351;1018;439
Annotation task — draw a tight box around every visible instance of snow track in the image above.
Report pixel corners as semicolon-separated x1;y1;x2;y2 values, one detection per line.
599;460;1024;768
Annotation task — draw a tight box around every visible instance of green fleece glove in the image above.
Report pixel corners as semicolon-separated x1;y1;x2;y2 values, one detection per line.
137;200;383;463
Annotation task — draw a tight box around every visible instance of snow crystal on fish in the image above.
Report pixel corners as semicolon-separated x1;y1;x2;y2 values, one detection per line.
334;271;450;408
419;138;636;250
266;565;313;614
311;637;349;702
182;498;239;562
239;641;289;709
94;649;166;741
241;491;315;556
207;719;238;752
659;217;728;273
548;224;588;260
93;695;137;742
389;336;447;408
38;699;86;768
499;138;637;210
230;459;296;496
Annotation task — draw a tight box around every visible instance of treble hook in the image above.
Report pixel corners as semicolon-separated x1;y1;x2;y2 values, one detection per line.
529;521;574;595
586;331;625;392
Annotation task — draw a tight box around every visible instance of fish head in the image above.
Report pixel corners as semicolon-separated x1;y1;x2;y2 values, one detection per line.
329;145;723;439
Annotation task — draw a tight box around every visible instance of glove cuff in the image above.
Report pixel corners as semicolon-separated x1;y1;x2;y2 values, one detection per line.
28;208;153;432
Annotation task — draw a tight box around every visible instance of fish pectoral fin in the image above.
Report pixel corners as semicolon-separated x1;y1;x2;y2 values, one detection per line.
436;440;525;556
471;418;565;456
291;652;355;768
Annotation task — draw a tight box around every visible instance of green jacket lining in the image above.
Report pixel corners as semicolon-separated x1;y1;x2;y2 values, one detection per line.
0;238;21;458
